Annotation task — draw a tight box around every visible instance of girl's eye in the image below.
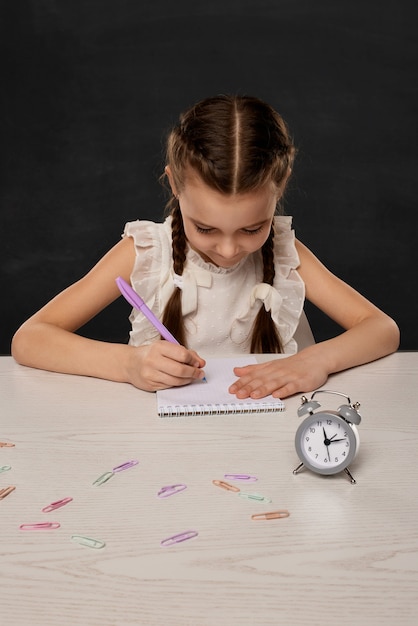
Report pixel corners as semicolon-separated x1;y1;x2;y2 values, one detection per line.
242;226;263;235
195;225;214;234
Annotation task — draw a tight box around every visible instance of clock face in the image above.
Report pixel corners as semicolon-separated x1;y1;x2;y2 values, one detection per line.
295;411;359;475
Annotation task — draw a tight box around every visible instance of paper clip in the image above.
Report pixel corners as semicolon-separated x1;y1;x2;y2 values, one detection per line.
0;465;11;474
224;473;258;482
0;486;16;500
160;530;198;547
157;484;187;498
0;441;15;447
20;522;61;530
212;479;240;493
239;492;272;503
251;510;290;520
92;471;115;486
112;460;139;473
42;497;73;513
71;535;106;549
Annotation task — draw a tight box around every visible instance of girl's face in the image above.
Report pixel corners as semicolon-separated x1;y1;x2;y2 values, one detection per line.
168;169;279;269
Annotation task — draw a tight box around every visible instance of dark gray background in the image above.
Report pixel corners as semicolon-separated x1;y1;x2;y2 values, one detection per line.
1;0;416;354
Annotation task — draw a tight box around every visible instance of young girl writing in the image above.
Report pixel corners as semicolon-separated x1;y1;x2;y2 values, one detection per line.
11;95;400;399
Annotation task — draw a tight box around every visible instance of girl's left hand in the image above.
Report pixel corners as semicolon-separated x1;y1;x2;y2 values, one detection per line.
229;354;329;400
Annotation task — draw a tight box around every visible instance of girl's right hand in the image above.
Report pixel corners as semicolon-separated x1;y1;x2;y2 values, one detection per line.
125;341;206;391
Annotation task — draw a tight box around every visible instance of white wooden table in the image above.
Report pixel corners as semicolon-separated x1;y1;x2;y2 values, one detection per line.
0;353;417;625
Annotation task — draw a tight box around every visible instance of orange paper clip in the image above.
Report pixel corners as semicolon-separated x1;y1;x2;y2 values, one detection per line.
0;441;15;448
212;479;240;493
0;486;16;500
251;510;290;520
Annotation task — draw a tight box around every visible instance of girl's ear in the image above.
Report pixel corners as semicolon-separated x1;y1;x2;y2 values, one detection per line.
165;166;178;197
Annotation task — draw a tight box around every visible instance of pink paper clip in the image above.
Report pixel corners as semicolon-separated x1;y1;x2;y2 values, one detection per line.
0;441;15;448
20;522;61;530
157;484;187;498
212;479;240;493
160;530;198;547
224;473;258;482
112;460;139;473
42;497;73;513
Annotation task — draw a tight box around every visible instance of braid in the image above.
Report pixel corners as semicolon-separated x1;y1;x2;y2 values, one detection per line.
250;223;283;353
161;203;188;346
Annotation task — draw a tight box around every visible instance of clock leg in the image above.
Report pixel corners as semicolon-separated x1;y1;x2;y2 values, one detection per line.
344;467;356;484
293;462;304;475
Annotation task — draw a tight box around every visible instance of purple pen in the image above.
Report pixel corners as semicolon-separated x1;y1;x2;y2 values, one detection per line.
116;277;179;344
116;277;207;382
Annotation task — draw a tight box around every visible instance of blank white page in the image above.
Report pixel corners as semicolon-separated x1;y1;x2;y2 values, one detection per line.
156;357;285;417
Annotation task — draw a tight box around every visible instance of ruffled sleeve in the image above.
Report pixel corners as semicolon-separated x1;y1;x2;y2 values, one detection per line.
123;219;173;345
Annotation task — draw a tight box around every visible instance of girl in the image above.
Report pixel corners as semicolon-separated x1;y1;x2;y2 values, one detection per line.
11;95;399;399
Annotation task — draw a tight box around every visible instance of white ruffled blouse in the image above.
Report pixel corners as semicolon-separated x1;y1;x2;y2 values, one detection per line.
123;215;305;355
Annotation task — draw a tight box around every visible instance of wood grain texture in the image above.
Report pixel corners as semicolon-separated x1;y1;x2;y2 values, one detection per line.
0;353;417;625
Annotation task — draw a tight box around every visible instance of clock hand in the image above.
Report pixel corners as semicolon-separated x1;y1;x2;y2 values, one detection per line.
323;428;331;461
328;433;347;444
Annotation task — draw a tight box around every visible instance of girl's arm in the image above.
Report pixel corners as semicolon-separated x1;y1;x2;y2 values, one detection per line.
230;239;400;399
11;236;205;389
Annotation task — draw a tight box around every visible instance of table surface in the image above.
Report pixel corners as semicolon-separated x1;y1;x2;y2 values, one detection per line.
1;353;417;626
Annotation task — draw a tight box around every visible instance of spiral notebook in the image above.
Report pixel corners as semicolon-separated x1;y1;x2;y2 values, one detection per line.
156;357;285;417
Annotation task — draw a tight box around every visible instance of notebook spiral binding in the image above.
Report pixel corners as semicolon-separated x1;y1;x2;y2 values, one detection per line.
158;402;285;417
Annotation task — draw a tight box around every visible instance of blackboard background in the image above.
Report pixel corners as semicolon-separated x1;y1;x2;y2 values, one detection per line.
1;0;417;354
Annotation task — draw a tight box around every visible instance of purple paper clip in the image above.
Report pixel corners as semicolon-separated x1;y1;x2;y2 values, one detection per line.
160;530;198;547
42;497;73;513
224;474;258;482
157;484;187;498
112;460;139;473
20;522;61;531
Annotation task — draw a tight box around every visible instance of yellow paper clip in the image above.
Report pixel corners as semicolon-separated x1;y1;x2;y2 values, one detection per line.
212;479;240;493
0;486;16;500
251;510;290;520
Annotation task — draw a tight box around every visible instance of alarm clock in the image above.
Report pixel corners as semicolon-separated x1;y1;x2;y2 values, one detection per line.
293;390;361;483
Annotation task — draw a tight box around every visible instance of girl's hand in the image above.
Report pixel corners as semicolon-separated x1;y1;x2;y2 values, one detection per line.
126;341;206;392
229;353;329;400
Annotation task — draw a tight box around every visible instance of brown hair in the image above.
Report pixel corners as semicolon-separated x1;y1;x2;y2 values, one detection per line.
161;95;296;352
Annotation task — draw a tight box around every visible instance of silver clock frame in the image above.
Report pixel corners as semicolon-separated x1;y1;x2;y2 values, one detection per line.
293;390;361;484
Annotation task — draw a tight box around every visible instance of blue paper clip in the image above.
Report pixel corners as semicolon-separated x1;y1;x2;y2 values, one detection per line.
238;492;272;503
112;460;139;473
157;484;187;498
92;471;114;486
160;530;198;547
0;465;11;474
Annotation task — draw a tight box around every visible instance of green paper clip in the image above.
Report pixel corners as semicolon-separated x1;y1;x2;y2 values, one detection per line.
92;471;114;486
71;535;106;549
238;492;272;503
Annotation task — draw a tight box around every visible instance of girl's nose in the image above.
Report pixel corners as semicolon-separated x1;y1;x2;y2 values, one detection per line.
216;238;239;258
